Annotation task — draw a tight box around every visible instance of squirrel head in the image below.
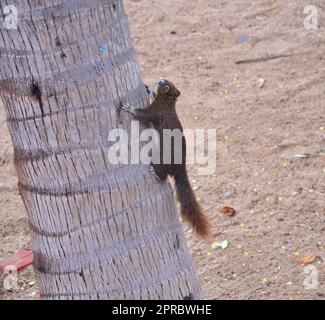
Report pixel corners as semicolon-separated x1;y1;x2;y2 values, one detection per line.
156;78;181;99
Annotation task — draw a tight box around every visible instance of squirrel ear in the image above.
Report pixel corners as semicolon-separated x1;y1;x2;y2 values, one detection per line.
175;89;181;97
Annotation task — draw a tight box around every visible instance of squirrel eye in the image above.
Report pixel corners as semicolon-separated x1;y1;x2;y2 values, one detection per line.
164;85;170;92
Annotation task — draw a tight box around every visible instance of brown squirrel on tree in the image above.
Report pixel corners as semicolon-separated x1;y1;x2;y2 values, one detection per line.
121;78;211;240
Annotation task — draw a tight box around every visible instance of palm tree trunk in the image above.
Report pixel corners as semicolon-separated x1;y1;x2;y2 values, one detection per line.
0;0;203;299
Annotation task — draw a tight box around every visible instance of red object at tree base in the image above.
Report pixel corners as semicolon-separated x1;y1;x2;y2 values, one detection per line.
0;250;34;272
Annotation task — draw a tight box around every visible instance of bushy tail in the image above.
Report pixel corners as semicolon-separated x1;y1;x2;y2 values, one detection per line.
174;170;211;239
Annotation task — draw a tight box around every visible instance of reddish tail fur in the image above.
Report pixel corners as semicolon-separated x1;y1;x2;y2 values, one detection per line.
174;169;211;239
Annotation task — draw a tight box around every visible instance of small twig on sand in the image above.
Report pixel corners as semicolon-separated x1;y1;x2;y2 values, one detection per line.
235;53;293;65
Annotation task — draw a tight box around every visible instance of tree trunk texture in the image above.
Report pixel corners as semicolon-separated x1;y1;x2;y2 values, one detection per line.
0;0;203;299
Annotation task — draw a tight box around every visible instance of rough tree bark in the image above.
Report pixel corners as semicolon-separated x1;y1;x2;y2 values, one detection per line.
0;0;203;299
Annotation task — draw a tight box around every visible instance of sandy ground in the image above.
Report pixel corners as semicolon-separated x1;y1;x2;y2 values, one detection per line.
1;0;325;300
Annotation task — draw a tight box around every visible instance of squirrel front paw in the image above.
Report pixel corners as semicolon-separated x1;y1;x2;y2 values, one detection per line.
145;84;152;96
120;102;135;114
145;84;157;99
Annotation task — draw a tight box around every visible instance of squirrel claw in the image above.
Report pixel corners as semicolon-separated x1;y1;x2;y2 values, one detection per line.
121;102;131;110
149;166;160;181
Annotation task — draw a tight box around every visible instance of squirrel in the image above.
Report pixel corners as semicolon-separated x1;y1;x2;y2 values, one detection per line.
121;78;211;239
